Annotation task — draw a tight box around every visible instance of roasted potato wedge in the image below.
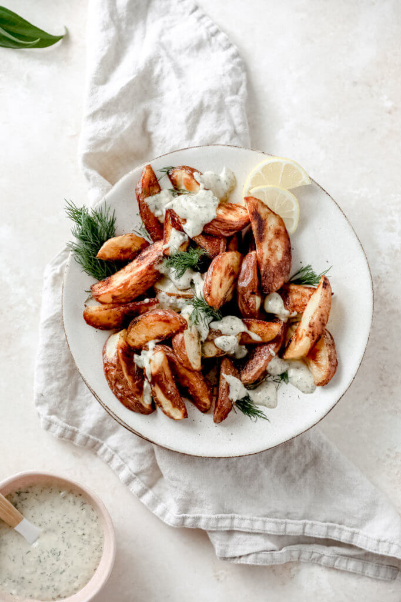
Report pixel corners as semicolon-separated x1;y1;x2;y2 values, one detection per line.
163;209;189;256
244;196;292;294
154;276;194;299
83;298;160;330
279;283;315;314
241;224;256;253
201;329;238;358
240;326;285;385
236;251;263;319
172;325;202;371
203;251;242;309
283;276;332;360
168;166;201;192
135;164;164;241
203;203;250;237
91;240;163;304
159;345;213;412
226;233;240;252
126;308;186;349
150;348;187;420
214;358;239;424
103;331;154;414
192;233;226;258
96;233;149;262
240;319;283;344
305;329;338;386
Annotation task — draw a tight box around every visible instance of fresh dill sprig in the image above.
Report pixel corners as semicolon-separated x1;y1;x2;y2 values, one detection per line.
163;247;206;278
65;200;119;281
158;166;175;180
279;371;289;384
234;395;269;422
134;222;152;243
188;294;222;328
168;188;192;197
290;264;332;286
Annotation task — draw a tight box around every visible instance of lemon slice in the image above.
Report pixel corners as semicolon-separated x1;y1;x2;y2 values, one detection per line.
250;185;300;234
243;156;311;197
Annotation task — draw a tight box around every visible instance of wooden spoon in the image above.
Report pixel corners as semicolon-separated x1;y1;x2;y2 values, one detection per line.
0;492;41;544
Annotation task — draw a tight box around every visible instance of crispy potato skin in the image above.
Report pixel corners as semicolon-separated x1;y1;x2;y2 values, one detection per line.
203;251;242;309
305;329;338;386
172;327;201;371
279;283;315;313
192;233;226;258
240;319;283;344
163;209;189;256
236;251;263;319
103;332;154;414
91;240;163;304
245;196;292;294
136;164;164;241
97;233;149;262
214;358;239;424
283;276;332;360
159;345;213;413
83;298;160;330
150;349;187;420
226;233;240;252
201;329;238;358
126;308;186;349
203;203;250;237
168;166;201;192
117;330;154;413
240;326;285;385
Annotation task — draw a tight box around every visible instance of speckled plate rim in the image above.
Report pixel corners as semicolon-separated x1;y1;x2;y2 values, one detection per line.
0;471;116;602
62;144;374;459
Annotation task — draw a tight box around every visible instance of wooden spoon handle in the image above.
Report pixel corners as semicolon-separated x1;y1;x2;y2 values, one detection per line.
0;492;23;528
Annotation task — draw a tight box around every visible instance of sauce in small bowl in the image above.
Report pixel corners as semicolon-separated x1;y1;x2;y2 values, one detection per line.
0;472;115;602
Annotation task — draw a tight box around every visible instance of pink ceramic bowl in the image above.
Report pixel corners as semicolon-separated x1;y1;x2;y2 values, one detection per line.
0;471;116;602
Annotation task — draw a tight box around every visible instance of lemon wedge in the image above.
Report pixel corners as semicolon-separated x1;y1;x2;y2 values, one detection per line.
250;185;300;234
243;156;311;197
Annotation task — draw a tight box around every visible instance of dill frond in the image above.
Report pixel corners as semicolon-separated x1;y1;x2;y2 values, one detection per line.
290;264;332;286
134;222;152;243
65;200;119;281
234;395;269;421
163;247;206;278
188;294;222;328
158;166;175;180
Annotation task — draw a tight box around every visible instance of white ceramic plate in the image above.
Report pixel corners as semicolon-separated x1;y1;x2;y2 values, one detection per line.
63;145;373;458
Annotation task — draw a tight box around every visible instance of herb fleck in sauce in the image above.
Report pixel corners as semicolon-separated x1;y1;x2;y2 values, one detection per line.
0;484;104;601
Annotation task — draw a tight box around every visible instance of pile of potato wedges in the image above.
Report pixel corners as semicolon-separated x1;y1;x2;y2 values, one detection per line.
83;163;338;424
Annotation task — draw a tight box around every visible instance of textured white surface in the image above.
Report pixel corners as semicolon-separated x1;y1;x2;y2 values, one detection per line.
1;0;400;600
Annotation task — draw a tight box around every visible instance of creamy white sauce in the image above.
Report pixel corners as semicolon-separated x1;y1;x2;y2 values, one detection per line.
194;167;236;200
145;189;174;223
0;485;104;601
267;356;316;394
163;228;188;254
223;375;277;408
287;361;316;394
171;189;219;237
264;292;297;322
249;380;279;408
156;291;189;311
159;263;196;290
214;335;248;359
210;315;261;341
134;340;156;381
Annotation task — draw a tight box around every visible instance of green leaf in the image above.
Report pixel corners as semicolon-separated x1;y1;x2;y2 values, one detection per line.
290;264;332;287
163;247;206;279
0;6;65;49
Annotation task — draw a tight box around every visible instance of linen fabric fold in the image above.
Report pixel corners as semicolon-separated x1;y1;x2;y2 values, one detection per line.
34;0;401;581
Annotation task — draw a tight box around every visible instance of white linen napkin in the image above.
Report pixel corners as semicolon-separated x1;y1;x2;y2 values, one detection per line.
34;0;401;580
